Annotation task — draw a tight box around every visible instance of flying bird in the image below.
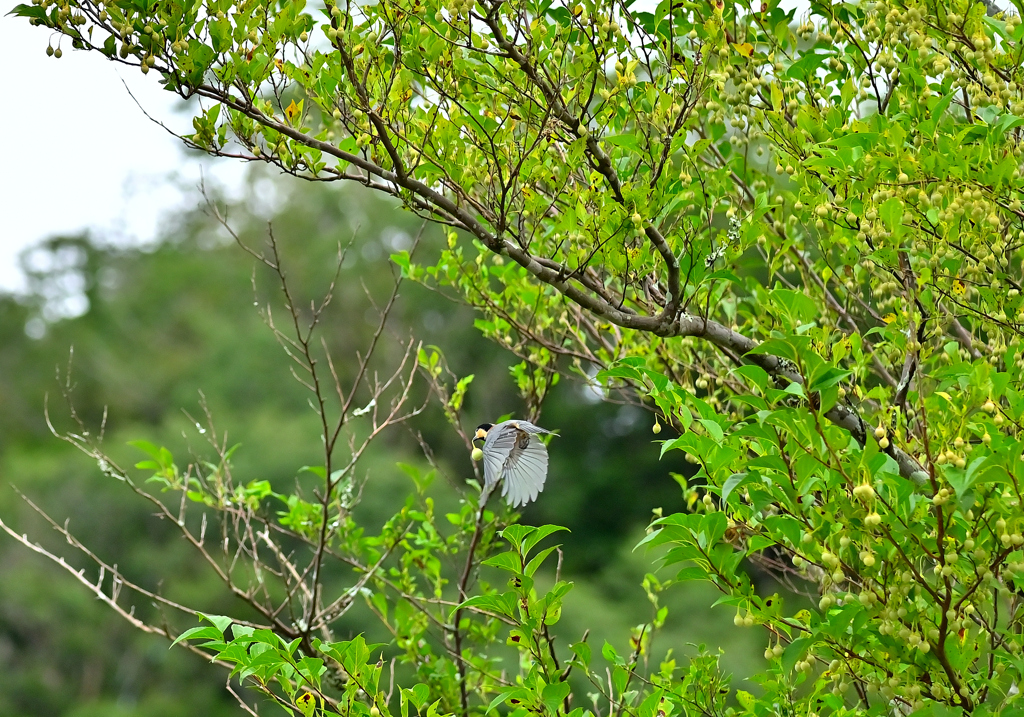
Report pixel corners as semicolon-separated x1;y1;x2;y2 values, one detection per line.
472;420;554;508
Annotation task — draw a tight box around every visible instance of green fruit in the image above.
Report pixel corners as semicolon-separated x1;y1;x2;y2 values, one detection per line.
471;447;483;461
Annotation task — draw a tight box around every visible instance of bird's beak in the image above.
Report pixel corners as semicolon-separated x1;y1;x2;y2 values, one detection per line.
473;428;488;444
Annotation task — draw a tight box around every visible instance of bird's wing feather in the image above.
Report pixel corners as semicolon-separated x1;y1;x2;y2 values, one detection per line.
480;420;553;506
501;435;549;508
513;420;553;435
482;423;518;489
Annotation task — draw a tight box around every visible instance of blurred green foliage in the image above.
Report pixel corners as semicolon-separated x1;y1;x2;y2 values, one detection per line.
0;175;758;716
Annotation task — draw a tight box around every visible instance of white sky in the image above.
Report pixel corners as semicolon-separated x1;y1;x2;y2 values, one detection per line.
0;12;246;295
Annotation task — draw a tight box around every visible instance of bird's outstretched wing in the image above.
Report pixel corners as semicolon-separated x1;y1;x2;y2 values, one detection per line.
501;434;549;507
511;420;553;436
482;420;552;507
481;423;517;490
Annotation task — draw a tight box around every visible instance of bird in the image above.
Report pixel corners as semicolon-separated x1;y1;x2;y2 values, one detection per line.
472;420;554;508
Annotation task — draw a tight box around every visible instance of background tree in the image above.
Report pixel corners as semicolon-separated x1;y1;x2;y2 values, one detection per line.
0;179;746;717
7;0;1024;715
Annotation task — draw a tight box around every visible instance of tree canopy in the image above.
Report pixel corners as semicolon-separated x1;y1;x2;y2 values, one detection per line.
8;0;1024;715
0;187;725;716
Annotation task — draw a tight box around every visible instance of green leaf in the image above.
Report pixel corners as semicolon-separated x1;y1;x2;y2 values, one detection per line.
696;418;724;442
745;338;799;362
409;683;430;709
128;440;162;459
499;524;535;549
698;512;728;549
597;364;642;382
807;366;851;392
570;641;591;667
689;138;712;155
826;132;880;149
6;3;46;18
785;50;828;79
391;250;411;274
481;550;521;573
674;566;710;582
947;456;1004;497
879;197;904;232
781;636;811;674
522;524;569;555
733;364;770;392
721;472;752;505
542;681;570;712
169;625;223;648
486;687;530;713
524;545;561;577
452;593;516;617
603;134;641;152
198;612;233;635
602;640;622;665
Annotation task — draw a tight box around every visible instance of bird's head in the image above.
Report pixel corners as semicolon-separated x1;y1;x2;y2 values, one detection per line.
473;423;494;444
